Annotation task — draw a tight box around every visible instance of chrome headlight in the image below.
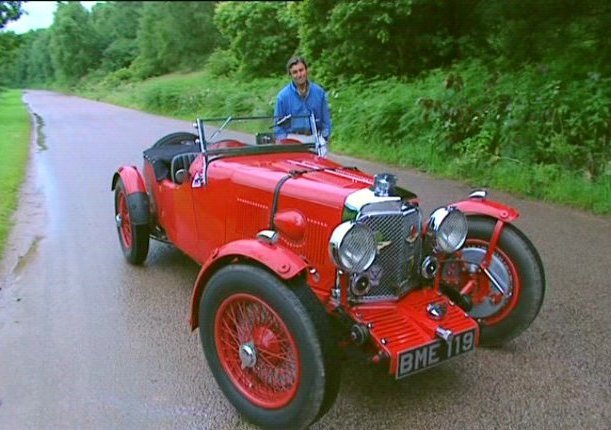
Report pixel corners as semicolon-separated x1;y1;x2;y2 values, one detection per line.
329;222;377;273
428;207;468;253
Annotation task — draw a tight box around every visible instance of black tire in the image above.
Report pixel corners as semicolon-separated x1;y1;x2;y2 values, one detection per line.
114;179;149;265
152;132;197;148
443;216;545;346
289;276;341;422
199;265;340;430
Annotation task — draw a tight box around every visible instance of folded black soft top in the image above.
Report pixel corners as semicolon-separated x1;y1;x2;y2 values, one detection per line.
143;145;200;181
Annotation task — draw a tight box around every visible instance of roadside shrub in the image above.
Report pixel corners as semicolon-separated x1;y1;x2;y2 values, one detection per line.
90;67;136;90
399;61;610;182
141;84;186;113
206;49;238;77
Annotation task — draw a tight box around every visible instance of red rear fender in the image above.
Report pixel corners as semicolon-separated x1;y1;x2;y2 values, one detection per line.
189;239;308;330
111;165;146;194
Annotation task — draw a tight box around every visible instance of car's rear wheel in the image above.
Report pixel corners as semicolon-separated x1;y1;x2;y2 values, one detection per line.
441;216;545;346
114;179;149;265
151;132;197;148
199;265;340;430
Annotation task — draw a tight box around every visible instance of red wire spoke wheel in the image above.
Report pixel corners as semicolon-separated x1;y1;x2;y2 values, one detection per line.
116;189;133;249
215;293;300;408
199;265;340;430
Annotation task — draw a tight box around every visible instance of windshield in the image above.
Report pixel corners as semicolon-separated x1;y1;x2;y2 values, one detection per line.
195;114;321;155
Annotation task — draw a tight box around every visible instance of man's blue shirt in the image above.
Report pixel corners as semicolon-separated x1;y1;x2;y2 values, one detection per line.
274;81;332;139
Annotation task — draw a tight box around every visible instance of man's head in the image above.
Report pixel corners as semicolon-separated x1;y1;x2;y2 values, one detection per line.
287;56;308;87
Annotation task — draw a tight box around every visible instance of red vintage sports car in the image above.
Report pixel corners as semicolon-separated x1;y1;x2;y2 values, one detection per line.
112;114;545;430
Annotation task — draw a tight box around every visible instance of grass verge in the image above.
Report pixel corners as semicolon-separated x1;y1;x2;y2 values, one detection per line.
0;89;31;259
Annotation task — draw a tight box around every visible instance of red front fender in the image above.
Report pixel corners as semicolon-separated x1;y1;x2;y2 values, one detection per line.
447;196;519;274
111;165;146;194
189;239;308;330
451;197;519;222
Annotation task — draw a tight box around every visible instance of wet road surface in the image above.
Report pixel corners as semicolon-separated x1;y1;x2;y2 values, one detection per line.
0;90;609;430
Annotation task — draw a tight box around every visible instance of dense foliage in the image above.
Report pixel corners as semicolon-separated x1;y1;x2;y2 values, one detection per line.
133;2;221;78
49;2;101;84
91;1;141;73
214;2;299;76
0;0;609;213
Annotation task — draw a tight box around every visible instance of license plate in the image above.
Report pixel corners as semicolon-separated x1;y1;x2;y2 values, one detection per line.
396;329;476;379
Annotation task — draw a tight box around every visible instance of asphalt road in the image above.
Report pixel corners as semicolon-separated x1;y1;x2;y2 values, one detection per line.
0;90;609;430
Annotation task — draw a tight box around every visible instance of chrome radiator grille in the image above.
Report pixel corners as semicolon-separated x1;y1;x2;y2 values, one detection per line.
352;202;422;302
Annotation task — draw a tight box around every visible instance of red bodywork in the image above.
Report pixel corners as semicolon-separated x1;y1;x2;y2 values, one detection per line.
115;141;524;377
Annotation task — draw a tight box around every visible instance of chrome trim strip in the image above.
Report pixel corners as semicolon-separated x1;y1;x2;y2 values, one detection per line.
345;188;400;212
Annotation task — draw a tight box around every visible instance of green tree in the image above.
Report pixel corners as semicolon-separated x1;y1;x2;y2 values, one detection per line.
91;1;143;72
48;2;102;84
295;0;334;72
26;30;54;84
213;1;299;76
6;29;56;87
454;0;610;73
0;1;23;29
298;0;453;82
0;30;22;86
134;1;220;78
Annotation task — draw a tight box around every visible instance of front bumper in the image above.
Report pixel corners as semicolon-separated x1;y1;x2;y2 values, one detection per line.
349;288;480;378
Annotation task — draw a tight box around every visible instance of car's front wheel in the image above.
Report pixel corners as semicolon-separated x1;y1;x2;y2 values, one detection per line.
199;265;340;430
441;216;545;346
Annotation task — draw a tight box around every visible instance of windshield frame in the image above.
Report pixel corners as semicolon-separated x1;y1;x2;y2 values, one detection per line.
194;114;321;156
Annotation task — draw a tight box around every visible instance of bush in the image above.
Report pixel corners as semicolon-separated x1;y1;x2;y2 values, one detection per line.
206;49;238;77
100;67;136;87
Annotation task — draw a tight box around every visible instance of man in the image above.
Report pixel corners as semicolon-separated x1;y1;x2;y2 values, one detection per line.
274;56;332;144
